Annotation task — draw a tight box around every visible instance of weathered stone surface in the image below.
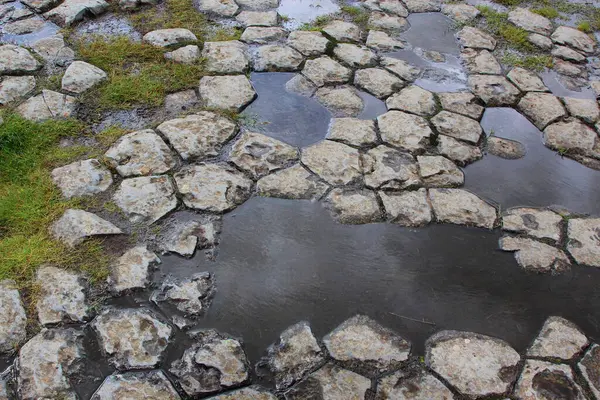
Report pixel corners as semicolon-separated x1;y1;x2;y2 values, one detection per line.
21;0;58;12
333;43;376;68
380;189;432;226
322;20;361;42
362;146;421;190
461;48;502;75
438;92;484;120
108;246;160;293
379;0;408;16
164;44;200;64
315;86;363;117
554;58;585;77
4;17;44;35
157;112;236;160
518;92;566;129
43;0;108;26
230;131;298;178
567;217;600;267
236;10;277;26
327;118;377;147
301;56;351;87
0;280;26;353
417;155;464;187
377;368;454;399
403;0;439;12
174;164;253;212
253;45;304;71
437;135;482;165
563;97;599;123
515;360;585;400
386;85;436;116
285;363;370;400
51;209;122;247
207;387;276;399
529;33;553;50
199;75;256;111
487;136;526;159
528;316;588;360
31;35;75;67
551;26;595;54
257;164;328;200
366;30;404;51
165;89;199;114
457;26;496;50
236;0;278;9
544;120;598;156
197;0;238;16
301;140;361;186
324;189;381;224
442;3;480;23
152;272;215;316
354;68;404;99
287;31;329;56
241;27;286;44
0;76;35;105
118;0;158;11
426;331;520;397
499;236;570;273
93;308;171;369
552;45;586;62
158;214;220;256
429;189;496;228
502;207;562;241
16;90;76;122
52;159;113;199
507;67;548;92
378;111;432;153
380;56;421;81
61;60;106;94
202;41;249;74
171;330;249;396
368;12;408;32
431;111;482;144
579;344;600;399
508;8;552;35
36;266;88;325
105;129;175;177
469;75;520;106
16;328;84;399
91;370;180;400
285;74;316;96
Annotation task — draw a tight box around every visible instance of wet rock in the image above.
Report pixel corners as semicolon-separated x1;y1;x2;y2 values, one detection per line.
386;85;436;116
3;17;44;34
417;155;464;187
152;272;214;316
380;189;432;226
236;0;278;9
264;321;325;389
257;164;328;200
170;330;249;396
285;74;316;96
461;48;502;75
422;50;446;63
486;136;526;159
21;0;58;12
35;266;88;325
207;386;277;399
31;35;75;67
51;159;112;199
0;280;26;353
158;214;220;256
507;67;548;92
502;207;562;241
354;67;405;99
554;58;585;77
543;120;598;156
378;110;432;154
457;26;497;51
236;10;277;26
327;117;377;147
366;30;404;51
284;363;370;399
508;8;552;35
518;92;566;129
579;344;600;399
442;3;480;23
437;135;482;165
253;44;304;71
197;0;238;16
301;56;352;87
164;44;200;64
552;45;586;62
112;175;178;224
16;90;76;122
108;245;160;293
315;86;363;117
199;75;256;111
164;89;199;114
426;330;520;397
324;188;382;224
287;31;329;56
431;111;482;144
104;129;175;177
529;33;553;50
143;28;197;47
469;75;520;106
156;112;236;160
403;0;439;12
0;76;35;105
93;308;171;369
551;26;595;54
322;20;361;42
50;209;122;247
230;131;298;178
379;0;408;16
61;60;107;94
91;370;180;399
515;359;585;400
43;0;108;26
241;27;287;44
0;372;7;400
174;163;253;212
377;368;454;399
202;41;249;74
528;316;588;360
368;12;408;32
499;236;570;273
380;56;421;81
429;188;496;228
16;328;84;399
362;145;421;190
563;97;599;123
301;140;361;186
566;217;600;267
333;43;376;68
438;92;484;120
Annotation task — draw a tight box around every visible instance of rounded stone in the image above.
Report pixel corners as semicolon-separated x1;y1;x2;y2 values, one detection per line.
579;344;600;399
442;3;480;23
61;60;107;94
380;56;421;81
528;316;588;360
143;28;197;47
563;97;600;124
164;44;200;64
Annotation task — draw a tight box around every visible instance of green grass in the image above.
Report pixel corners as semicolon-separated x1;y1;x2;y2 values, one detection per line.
127;0;208;37
477;6;535;52
299;14;333;31
578;21;592;33
340;5;370;27
501;53;553;71
531;6;560;19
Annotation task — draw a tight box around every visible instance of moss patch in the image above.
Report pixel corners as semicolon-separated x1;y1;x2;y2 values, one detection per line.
477;6;535;52
531;6;560;19
502;53;553;71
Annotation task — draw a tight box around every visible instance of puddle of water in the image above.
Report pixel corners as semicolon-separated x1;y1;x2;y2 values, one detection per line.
402;12;460;55
540;70;596;100
278;0;340;30
356;90;387;120
72;14;142;42
0;3;60;45
464;107;600;215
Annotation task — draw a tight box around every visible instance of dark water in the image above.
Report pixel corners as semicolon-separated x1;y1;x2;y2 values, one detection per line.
402;13;460;55
540;70;596;100
465;107;600;216
0;2;60;46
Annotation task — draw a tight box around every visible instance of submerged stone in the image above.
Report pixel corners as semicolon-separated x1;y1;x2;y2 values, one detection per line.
91;370;181;400
50;209;122;247
499;236;571;273
108;246;160;293
486;136;526;159
35;266;88;325
324;188;382;224
256;164;329;200
0;280;27;354
528;316;588;360
429;188;496;228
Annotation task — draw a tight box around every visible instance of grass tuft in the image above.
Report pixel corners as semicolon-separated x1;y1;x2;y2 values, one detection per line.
501;53;553;71
477;6;534;51
531;6;560;19
577;21;592;33
340;5;370;27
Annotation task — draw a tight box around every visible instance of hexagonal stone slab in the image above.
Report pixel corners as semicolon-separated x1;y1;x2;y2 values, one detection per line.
362;145;421;190
0;280;26;353
429;188;497;228
333;43;376;68
0;44;40;74
285;363;370;399
442;3;480;23
543;120;598;157
315;86;363;117
174;164;253;212
16;89;76;122
113;176;177;223
50;209;122;247
417;155;464;187
301;140;361;186
202;41;249;74
426;330;520;398
199;75;256;111
377;368;454;399
324;188;382;224
151;272;215;316
197;0;238;16
461;48;501;75
61;60;106;94
380;189;432;226
92;370;180;399
287;31;329;56
354;67;405;99
514;360;585;400
528;316;588;360
156;112;237;160
387;85;436;116
377;111;433;154
327;118;377;147
501;207;562;242
553;45;586;61
457;26;496;50
253;45;304;71
468;75;520;106
551;26;595;54
438;92;484;120
257;164;329;200
93;308;172;369
563;97;600;124
322;20;361;42
108;246;161;294
437;135;482;166
301;56;351;87
431;111;482;144
0;75;36;105
35;266;88;325
52;159;113;199
236;0;277;10
579;344;600;399
230;131;298;179
518;92;566;130
507;67;548;92
499;236;571;273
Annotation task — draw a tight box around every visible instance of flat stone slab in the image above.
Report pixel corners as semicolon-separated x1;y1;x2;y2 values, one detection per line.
52;159;113;199
417;155;464;187
315;86;363;117
529;32;553;50
301;56;351;87
563;97;600;124
157;213;220;256
241;27;286;44
0;75;36;105
362;145;421;190
327;118;377;147
284;363;370;400
426;330;520;397
207;386;276;399
437;135;482;165
61;60;106;94
508;7;552;35
91;370;181;399
429;189;497;228
507;67;548;92
377;368;455;399
324;188;382;224
486;136;526;159
378;0;408;16
16;90;76;122
31;35;75;67
543;120;598;157
579;344;600;399
431;111;482;144
36;266;88;325
197;0;238;16
151;272;215;316
50;209;122;247
202;41;249;74
567;218;600;267
236;10;278;27
253;45;304;71
518;92;566;130
380;56;421;81
366;30;404;51
387;85;436;116
108;246;160;293
438;92;484;120
499;236;571;273
287;31;329;56
166;46;200;64
403;0;440;12
469;75;520;106
551;26;595;54
199;75;256;111
528;316;588;360
354;67;404;99
113;176;177;223
256;164;329;200
230;131;298;179
322;20;361;42
457;26;496;50
552;45;586;62
442;3;480;23
377;111;433;153
0;280;27;354
333;43;376;68
93;308;172;369
301;140;361;186
143;28;196;47
368;12;408;32
501;207;562;242
44;0;108;26
0;44;40;74
514;359;585;400
285;74;316;96
462;48;501;75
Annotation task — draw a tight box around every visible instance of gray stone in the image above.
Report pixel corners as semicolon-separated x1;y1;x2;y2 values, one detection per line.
105;129;175;177
437;135;482;165
230;131;298;178
429;188;496;228
236;10;277;26
207;386;277;400
174;164;253;212
457;26;497;50
0;76;35;105
431;111;482;144
499;236;570;273
377;368;454;399
61;61;106;94
0;280;26;354
515;359;585;400
502;207;562;241
241;27;286;44
253;45;304;71
380;189;432;226
108;246;160;293
170;330;249;395
3;17;44;34
301;56;351;87
554;58;585;77
284;363;370;400
461;48;502;75
403;0;440;12
157;112;236;160
287;31;329;56
113;176;177;223
469;75;520;106
36;266;88;325
16;328;84;399
386;85;436;116
508;8;552;35
202;41;249;74
579;344;600;399
438;92;484;120
236;0;278;9
551;26;595;54
426;331;520;397
563;97;599;123
354;68;405;99
567;217;600;267
164;89;199;114
366;30;404;51
528;316;588;360
16;90;76;122
368;12;408;32
487;137;526;159
518;92;566;129
93;308;171;369
327;118;377;147
378;111;433;154
379;0;408;16
21;0;58;12
257;164;328;200
441;3;480;23
362;145;421;190
91;370;180;400
152;272;215;316
50;209;122;247
31;35;75;67
199;75;256;111
301;140;361;186
322;20;361;42
529;33;553;50
285;74;316;97
158;214;220;256
507;67;548;92
324;189;382;224
417;155;464;187
380;56;421;81
552;45;586;62
197;0;238;16
334;43;376;68
52;159;113;199
164;45;200;64
543;120;598;156
315;86;363;117
43;0;108;26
